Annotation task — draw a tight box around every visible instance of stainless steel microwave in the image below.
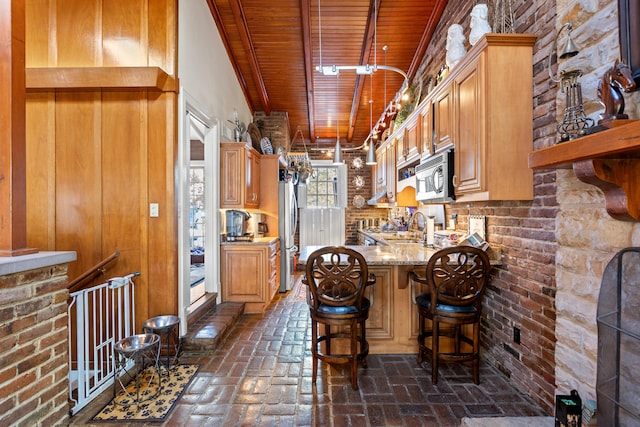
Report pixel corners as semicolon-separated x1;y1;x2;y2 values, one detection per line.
415;149;455;203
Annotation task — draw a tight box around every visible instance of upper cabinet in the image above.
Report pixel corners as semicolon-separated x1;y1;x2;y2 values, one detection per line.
221;142;261;209
396;114;421;167
450;34;536;201
431;82;454;155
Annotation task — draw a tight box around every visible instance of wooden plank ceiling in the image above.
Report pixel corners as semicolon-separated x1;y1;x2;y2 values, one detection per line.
207;0;447;149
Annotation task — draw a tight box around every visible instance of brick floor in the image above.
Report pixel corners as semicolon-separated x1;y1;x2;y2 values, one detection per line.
69;290;548;426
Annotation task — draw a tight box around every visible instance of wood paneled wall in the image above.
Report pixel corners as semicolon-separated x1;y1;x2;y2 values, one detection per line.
24;0;179;320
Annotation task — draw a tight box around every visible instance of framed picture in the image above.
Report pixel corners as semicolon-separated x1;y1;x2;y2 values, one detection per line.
619;0;640;85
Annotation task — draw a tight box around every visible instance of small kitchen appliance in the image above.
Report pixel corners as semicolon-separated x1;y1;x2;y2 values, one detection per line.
225;210;251;240
415;149;455;203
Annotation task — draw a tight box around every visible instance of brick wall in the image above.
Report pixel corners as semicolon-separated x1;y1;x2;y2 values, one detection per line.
423;0;640;413
0;265;71;427
255;0;640;413
414;0;560;412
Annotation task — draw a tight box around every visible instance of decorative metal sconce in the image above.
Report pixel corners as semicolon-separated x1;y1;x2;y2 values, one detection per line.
548;22;594;142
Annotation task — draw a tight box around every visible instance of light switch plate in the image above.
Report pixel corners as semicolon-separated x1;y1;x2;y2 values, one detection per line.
150;203;159;217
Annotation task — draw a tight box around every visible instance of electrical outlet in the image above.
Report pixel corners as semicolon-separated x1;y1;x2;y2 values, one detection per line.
513;327;521;344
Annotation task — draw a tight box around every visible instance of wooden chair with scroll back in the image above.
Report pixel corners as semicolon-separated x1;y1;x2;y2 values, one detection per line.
303;246;376;390
410;246;491;384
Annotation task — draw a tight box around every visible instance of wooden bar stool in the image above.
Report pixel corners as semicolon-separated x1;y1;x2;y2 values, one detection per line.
410;246;491;384
303;246;376;390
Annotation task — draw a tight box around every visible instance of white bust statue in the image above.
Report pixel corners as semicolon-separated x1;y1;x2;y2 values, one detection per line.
446;24;466;69
469;4;492;46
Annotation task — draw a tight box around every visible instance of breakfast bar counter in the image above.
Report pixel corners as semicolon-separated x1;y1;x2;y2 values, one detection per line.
298;244;439;354
298;244;499;354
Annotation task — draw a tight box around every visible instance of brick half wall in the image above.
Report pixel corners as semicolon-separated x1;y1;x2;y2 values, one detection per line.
0;263;71;427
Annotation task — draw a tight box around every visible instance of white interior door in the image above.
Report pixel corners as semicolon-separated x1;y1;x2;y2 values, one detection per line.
299;161;347;248
300;208;345;247
178;90;220;336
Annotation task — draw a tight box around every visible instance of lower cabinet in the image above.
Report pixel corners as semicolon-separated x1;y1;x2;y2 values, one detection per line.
221;240;280;313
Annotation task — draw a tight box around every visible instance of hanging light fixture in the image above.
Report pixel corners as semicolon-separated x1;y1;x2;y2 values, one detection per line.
333;73;344;164
315;0;408;152
366;75;377;165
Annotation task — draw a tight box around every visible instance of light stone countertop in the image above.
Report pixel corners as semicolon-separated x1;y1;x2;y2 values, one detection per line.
298;244;439;266
299;242;501;266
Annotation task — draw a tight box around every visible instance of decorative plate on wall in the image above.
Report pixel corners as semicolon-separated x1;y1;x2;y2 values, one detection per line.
260;137;273;155
352;157;363;169
353;195;365;208
352;175;365;188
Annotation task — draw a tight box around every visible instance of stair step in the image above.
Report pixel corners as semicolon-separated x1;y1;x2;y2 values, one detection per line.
182;301;244;353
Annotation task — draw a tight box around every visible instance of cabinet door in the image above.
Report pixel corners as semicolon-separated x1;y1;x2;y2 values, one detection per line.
395;132;406;164
246;151;260;208
366;266;393;339
420;105;433;156
374;145;387;193
404;115;420;163
385;140;396;202
220;145;244;207
454;58;484;195
433;83;454;153
221;246;266;303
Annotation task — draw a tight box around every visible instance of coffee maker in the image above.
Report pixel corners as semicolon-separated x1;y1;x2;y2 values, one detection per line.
225;210;251;241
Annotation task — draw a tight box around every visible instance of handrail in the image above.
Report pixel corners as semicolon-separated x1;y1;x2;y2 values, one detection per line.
67;251;120;294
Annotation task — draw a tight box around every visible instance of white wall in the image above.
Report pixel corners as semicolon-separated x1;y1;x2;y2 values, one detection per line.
178;0;252;127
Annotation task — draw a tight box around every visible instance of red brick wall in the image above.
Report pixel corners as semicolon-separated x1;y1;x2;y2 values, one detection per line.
415;0;559;412
0;265;71;427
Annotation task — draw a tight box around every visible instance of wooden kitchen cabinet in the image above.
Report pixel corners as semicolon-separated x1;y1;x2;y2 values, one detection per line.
420;102;433;156
431;81;454;154
220;141;260;209
396;114;421;167
373;143;387;194
385;139;396;202
450;34;537;201
221;239;280;313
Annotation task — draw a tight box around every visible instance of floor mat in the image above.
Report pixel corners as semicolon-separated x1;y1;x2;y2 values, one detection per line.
91;364;199;423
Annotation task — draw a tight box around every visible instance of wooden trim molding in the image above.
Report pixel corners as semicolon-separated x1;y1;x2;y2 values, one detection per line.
26;67;179;92
529;120;640;221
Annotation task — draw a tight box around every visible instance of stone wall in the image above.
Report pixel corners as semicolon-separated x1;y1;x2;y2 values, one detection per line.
553;0;640;406
0;264;71;427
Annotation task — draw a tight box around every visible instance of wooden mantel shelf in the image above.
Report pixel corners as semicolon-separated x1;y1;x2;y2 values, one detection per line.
529;120;640;221
26;66;178;92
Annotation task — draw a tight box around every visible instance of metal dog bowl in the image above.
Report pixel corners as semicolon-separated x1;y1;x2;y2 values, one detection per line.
142;315;180;333
114;333;160;356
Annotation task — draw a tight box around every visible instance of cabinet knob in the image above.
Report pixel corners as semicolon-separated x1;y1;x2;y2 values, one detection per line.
452;175;458;188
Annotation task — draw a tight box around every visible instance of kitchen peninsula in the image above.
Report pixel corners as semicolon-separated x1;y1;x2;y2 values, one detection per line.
298;244;499;354
299;244;439;354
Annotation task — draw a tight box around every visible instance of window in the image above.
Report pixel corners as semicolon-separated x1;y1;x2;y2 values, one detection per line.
189;165;205;249
305;166;339;208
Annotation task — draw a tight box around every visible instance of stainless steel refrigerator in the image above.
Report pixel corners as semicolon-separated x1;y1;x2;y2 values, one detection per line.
278;181;298;292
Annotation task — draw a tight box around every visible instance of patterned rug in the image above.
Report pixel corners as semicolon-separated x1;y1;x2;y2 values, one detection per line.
288;275;307;303
91;364;199;422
